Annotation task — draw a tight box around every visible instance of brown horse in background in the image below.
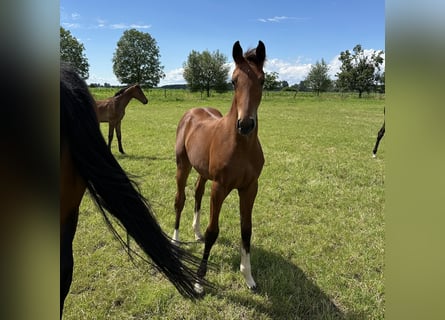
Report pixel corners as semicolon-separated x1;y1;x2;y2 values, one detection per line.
172;41;266;292
61;64;209;318
96;84;148;154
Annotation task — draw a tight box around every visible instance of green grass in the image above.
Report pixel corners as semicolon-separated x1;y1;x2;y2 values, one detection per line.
64;90;385;319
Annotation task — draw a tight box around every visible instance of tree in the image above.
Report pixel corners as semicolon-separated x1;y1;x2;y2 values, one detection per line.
263;72;280;91
279;80;289;90
298;80;310;92
112;29;165;87
305;59;331;96
375;71;385;93
336;44;384;98
60;27;89;79
183;49;229;97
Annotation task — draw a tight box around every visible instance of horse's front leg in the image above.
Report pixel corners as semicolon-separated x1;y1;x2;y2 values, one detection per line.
116;121;125;154
196;182;228;291
238;181;259;291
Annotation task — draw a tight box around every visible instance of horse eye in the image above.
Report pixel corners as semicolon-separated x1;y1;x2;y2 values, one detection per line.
231;80;236;87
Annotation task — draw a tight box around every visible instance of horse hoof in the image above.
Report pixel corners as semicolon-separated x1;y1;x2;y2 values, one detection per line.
195;236;205;243
194;282;204;296
249;284;258;293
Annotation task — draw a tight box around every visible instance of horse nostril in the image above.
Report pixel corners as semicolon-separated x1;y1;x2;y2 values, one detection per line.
237;118;255;135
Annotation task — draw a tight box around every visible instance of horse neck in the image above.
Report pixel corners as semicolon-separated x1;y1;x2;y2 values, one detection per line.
115;89;134;108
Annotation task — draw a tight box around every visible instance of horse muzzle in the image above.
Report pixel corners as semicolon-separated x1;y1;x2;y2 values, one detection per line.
237;117;256;135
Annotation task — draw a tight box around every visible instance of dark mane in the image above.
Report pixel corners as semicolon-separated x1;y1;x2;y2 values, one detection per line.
245;48;263;66
114;84;141;97
114;85;130;97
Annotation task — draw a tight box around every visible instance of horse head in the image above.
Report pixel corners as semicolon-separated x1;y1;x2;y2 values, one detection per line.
134;84;148;104
231;40;266;136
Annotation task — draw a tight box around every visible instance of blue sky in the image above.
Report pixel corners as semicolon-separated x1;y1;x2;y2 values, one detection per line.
60;0;385;86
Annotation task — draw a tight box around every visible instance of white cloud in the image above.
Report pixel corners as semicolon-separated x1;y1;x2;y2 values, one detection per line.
264;58;312;85
160;58;332;87
326;49;386;78
257;16;308;23
97;19;107;28
130;24;152;29
142;50;385;87
258;16;289;23
62;22;80;29
110;23;127;29
327;56;342;79
71;12;80;20
87;73;119;86
110;23;151;29
159;68;186;86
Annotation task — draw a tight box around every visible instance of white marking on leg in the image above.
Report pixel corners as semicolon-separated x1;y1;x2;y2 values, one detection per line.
240;247;256;289
193;210;203;241
172;229;180;243
194;282;204;294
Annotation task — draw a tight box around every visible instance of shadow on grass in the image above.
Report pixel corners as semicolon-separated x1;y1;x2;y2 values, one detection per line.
207;237;362;319
114;153;173;162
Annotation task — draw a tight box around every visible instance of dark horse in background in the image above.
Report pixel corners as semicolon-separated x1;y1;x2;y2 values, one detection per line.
95;84;148;154
372;107;385;157
60;64;208;318
172;41;266;292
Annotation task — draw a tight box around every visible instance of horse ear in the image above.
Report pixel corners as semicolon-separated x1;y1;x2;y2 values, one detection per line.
256;41;266;65
232;41;244;64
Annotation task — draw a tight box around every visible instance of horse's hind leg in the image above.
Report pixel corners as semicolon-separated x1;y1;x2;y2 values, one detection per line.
107;123;114;151
172;155;192;242
193;175;207;241
238;182;259;291
116;121;125;154
372;122;385;157
60;209;79;316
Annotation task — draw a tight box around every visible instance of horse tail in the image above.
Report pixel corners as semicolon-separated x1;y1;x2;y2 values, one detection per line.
60;64;208;298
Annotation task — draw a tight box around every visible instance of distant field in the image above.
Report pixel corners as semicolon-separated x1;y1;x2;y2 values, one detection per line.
64;89;385;319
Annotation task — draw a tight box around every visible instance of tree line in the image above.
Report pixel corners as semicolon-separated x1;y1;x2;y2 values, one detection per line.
61;27;384;98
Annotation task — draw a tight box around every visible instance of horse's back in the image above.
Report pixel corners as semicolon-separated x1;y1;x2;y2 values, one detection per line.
177;107;223;141
95;98;114;122
181;107;223;123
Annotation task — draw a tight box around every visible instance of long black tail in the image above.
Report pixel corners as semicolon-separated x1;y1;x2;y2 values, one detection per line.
60;63;209;298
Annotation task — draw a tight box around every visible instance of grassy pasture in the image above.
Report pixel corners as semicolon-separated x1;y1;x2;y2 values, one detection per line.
64;89;385;319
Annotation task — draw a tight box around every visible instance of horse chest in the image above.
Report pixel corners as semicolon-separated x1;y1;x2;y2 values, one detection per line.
209;143;264;188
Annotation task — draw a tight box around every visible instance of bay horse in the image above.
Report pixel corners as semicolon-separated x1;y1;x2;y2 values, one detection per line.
95;84;148;154
372;107;385;157
61;64;208;318
172;41;266;291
